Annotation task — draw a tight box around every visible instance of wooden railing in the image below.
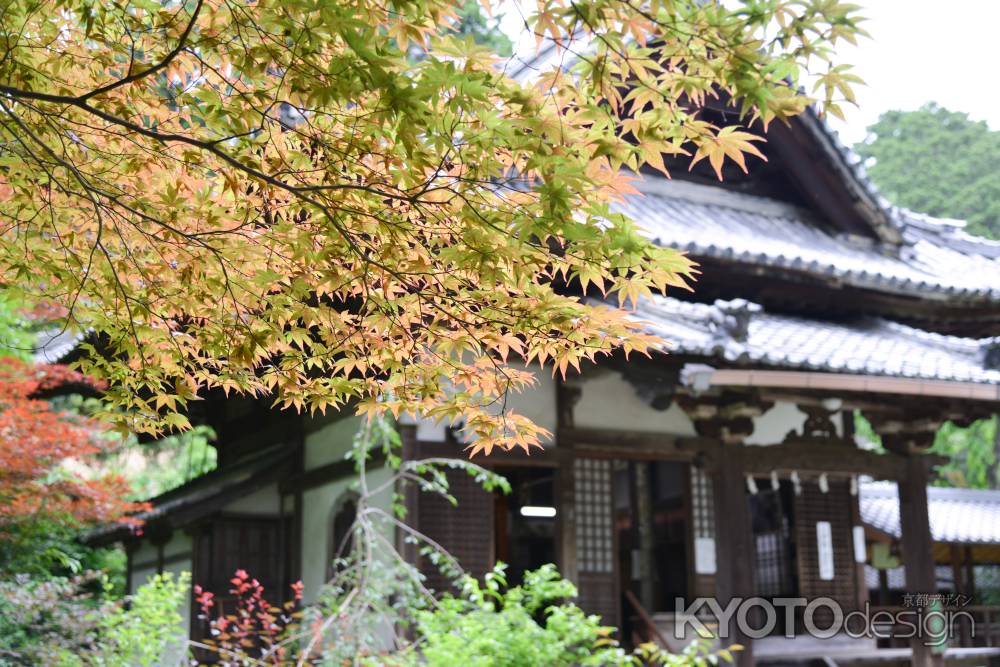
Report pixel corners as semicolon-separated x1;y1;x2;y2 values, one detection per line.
624;589;673;649
869;605;1000;649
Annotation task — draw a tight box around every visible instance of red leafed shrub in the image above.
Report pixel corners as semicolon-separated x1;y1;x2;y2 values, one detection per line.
195;570;304;665
0;356;147;526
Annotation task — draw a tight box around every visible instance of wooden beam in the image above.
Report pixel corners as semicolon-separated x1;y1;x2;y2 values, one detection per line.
279;457;357;494
558;427;705;460
734;441;907;480
698;367;1000;403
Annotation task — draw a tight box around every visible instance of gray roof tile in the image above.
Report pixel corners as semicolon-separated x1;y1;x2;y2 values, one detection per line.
861;482;1000;544
613;177;1000;302
624;294;1000;384
33;329;85;364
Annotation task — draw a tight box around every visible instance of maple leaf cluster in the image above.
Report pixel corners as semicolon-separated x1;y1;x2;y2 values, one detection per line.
0;0;865;454
0;357;148;525
195;570;304;665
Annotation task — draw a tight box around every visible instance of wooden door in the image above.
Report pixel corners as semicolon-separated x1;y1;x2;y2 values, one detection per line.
794;480;859;611
416;466;495;593
573;457;619;627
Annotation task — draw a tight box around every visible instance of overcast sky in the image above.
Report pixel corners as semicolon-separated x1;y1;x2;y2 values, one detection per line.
499;0;1000;147
825;0;1000;145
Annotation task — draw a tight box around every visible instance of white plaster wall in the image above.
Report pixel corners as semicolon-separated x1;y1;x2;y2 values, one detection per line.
305;415;365;469
745;401;807;445
571;371;696;436
165;533;193;558
224;482;281;515
129;533;194;590
162;557;193;640
131;541;158;573
299;464;395;604
130;563;158;596
744;402;847;445
498;363;558;443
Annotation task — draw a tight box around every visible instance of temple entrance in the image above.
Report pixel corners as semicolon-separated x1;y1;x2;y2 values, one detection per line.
614;460;691;643
493;467;558;586
749;479;799;599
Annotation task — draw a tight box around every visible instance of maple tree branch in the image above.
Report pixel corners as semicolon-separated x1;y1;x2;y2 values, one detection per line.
77;0;205;102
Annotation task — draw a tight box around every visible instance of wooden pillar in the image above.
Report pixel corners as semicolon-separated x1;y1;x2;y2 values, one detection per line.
399;424;421;566
714;446;754;667
950;544;963;596
634;461;656;610
555;379;580;584
557;452;578;582
898;455;943;667
964;545;976;600
850;488;871;611
878;568;890;605
951;544;973;647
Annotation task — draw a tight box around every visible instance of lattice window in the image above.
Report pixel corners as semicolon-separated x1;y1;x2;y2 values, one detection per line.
690;466;715;540
574;458;613;574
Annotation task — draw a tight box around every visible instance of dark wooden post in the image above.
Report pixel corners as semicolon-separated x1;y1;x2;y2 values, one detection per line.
714;446;755;667
951;544;973;647
555;379;579;583
850;488;871;611
964;545;976;600
678;390;769;667
398;423;420;566
898;454;943;667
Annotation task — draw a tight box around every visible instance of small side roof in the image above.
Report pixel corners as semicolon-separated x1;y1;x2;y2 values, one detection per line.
84;445;294;546
860;481;1000;545
33;328;86;364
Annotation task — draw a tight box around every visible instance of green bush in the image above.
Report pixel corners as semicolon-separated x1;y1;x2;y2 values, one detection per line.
408;564;628;667
387;564;733;667
0;573;105;665
0;572;188;666
83;571;190;667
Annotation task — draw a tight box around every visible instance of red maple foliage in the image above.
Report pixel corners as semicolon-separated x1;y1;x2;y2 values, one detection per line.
0;356;148;525
195;570;304;665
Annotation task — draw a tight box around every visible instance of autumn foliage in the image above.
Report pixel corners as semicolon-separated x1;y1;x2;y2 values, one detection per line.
0;0;865;453
0;357;147;525
195;570;304;665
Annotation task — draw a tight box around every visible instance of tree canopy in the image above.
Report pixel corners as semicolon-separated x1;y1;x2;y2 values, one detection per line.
0;0;864;453
854;102;1000;239
0;357;145;527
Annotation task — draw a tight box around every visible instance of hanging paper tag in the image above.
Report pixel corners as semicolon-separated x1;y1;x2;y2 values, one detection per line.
817;521;835;580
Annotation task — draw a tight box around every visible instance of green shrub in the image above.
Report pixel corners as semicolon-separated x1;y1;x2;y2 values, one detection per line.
84;571;190;666
0;572;189;666
388;564;734;667
0;572;106;665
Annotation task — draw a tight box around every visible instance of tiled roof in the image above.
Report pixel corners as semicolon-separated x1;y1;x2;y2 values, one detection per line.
509;47;1000;297
84;445;293;545
33;329;85;364
625;294;1000;384
860;481;1000;544
615;177;1000;302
